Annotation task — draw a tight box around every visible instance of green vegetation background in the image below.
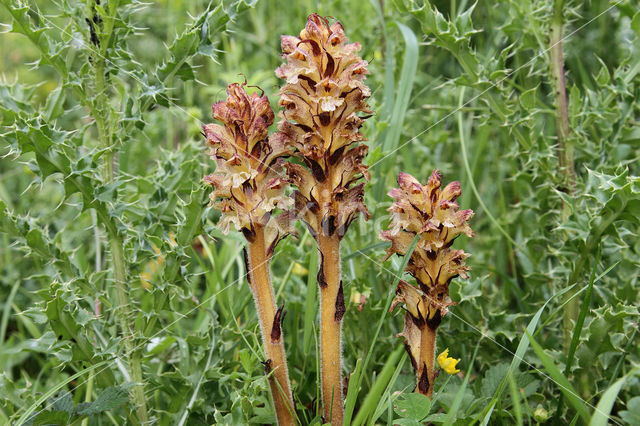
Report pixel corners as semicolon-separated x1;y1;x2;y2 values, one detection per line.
1;0;639;424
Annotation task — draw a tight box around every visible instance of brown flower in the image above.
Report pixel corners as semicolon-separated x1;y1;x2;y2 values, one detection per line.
276;14;372;239
203;82;294;251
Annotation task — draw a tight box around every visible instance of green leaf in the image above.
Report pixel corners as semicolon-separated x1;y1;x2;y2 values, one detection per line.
479;283;578;423
13;360;112;425
444;344;478;424
394;393;431;420
519;87;537;110
631;11;640;38
589;368;639;426
31;410;70;425
620;396;640;425
75;384;134;415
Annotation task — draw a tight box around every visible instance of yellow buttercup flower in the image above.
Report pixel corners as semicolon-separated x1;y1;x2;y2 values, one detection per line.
437;348;460;375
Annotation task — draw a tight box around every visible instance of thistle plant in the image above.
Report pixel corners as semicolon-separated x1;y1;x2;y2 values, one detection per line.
203;82;296;424
382;171;473;397
275;14;372;424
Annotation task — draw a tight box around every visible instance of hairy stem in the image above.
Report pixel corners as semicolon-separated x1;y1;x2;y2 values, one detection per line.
417;326;437;398
246;226;295;425
91;2;148;420
317;234;344;425
109;234;149;423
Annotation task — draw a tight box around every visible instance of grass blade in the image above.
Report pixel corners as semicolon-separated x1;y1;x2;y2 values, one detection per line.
351;345;404;426
477;282;579;423
374;21;419;199
525;330;590;423
14;360;112;425
555;246;602;419
344;357;363;420
589;368;639;426
444;343;479;425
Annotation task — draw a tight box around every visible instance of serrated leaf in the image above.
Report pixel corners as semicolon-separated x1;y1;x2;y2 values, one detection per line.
75;384;134;415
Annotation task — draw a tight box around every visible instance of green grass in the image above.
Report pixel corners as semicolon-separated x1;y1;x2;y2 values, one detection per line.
1;0;639;424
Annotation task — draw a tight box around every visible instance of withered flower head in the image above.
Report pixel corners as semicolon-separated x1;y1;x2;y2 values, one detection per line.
276;14;372;239
203;82;294;251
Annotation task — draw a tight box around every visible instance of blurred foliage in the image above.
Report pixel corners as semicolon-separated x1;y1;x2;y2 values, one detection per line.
1;0;639;424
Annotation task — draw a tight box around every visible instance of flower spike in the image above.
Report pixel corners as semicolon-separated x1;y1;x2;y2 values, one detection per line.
383;170;473;398
203;82;295;246
276;13;372;240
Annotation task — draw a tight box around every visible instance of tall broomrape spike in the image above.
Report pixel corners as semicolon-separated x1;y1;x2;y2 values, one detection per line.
275;14;372;424
382;170;473;397
203;82;296;425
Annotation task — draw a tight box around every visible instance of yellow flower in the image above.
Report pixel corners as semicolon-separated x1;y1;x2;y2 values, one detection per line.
292;262;308;276
437;348;460;375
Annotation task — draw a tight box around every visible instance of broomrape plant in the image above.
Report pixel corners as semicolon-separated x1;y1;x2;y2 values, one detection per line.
203;82;296;425
276;14;372;425
383;170;473;397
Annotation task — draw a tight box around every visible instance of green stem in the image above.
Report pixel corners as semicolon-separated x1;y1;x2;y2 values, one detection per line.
550;0;576;197
91;1;148;421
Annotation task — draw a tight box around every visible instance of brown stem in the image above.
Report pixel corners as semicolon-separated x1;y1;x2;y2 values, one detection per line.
417;326;437;398
317;233;345;425
246;226;295;425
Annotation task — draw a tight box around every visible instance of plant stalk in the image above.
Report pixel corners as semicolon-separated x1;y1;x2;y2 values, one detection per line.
246;225;295;425
550;0;579;351
109;234;149;423
317;233;344;425
550;0;575;196
92;7;149;417
417;325;437;398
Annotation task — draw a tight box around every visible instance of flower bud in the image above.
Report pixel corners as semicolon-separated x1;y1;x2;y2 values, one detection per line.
533;404;550;423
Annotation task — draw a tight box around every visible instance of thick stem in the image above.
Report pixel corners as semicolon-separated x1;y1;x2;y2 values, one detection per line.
317;234;344;425
246;226;295;425
417;326;437;398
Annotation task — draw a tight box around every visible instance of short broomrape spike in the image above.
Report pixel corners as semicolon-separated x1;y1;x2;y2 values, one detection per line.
384;171;474;397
